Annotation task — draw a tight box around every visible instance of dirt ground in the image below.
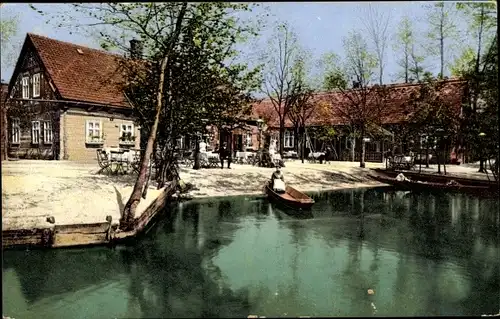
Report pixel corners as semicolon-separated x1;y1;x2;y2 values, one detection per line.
2;159;492;231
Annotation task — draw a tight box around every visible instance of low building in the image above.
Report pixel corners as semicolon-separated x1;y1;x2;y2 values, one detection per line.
6;33;140;161
251;80;468;163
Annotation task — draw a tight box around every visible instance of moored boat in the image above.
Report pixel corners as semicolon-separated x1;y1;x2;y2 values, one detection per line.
369;170;497;196
265;181;315;210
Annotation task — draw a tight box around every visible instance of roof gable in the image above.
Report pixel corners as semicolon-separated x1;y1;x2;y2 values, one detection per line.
18;33;131;108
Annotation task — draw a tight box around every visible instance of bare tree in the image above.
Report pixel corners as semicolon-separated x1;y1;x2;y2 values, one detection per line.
425;1;459;79
361;3;391;85
261;22;301;156
327;31;386;168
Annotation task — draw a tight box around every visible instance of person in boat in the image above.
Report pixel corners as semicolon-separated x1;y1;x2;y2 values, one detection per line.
396;173;410;182
271;165;286;193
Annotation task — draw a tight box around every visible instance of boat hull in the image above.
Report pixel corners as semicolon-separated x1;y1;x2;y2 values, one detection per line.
369;171;497;196
265;182;315;210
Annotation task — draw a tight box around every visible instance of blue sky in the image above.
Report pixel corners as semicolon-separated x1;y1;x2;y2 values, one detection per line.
1;2;473;84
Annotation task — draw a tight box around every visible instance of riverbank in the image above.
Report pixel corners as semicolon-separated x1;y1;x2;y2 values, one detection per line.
179;160;387;198
2;159;493;248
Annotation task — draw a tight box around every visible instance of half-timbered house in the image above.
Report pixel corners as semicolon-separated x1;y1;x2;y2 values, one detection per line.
6;33;140;161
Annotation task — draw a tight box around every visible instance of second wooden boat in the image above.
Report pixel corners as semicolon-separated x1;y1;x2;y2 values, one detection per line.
265;181;315;210
369;172;495;196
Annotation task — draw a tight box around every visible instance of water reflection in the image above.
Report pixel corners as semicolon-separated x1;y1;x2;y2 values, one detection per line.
3;188;499;318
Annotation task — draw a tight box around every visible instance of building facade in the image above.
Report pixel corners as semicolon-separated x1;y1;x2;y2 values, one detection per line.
6;33;140;161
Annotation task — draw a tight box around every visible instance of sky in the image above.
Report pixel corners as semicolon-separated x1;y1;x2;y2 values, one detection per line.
0;2;475;85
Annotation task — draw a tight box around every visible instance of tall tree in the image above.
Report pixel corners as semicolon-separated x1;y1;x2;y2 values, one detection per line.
454;2;497;172
0;7;20;161
317;52;348;91
33;3;262;229
393;16;412;83
425;1;459;79
287;57;315;163
408;78;462;174
261;22;302;156
361;3;391;85
392;16;426;83
327;30;385;168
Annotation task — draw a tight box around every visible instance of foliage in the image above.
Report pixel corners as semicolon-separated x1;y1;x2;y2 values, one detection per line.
407;77;463;171
459;33;498;174
392;16;427;83
0;6;20;78
450;47;475;77
31;2;264;226
317;52;347;91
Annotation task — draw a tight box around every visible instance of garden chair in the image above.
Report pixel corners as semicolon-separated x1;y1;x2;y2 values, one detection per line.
96;149;112;174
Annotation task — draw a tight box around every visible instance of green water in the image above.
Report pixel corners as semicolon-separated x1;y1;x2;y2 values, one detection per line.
3;188;499;318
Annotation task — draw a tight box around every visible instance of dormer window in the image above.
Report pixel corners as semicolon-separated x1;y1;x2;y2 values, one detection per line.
22;76;29;99
33;73;41;97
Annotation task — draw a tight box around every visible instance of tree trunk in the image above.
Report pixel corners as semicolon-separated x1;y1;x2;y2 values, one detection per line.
193;134;201;169
439;6;444;79
425;144;430;168
1;105;8;161
443;144;447;176
120;56;169;230
294;126;299;154
479;158;485;173
435;147;441;174
360;127;366;168
119;3;187;230
351;136;356;162
228;131;233;168
301;129;305;164
279;119;285;156
405;53;409;83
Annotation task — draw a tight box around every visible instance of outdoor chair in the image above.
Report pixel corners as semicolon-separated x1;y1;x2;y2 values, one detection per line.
96;149;112;174
208;156;220;168
183;152;195;168
389;155;415;170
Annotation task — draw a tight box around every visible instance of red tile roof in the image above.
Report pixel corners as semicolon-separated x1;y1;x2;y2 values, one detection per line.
27;33;130;108
252;79;467;128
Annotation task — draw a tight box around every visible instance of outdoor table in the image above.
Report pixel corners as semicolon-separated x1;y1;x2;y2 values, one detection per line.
284;151;298;158
235;151;253;164
308;152;325;163
108;149;129;174
200;152;220;168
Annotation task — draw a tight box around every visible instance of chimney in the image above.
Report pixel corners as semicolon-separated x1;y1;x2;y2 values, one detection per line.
129;39;143;59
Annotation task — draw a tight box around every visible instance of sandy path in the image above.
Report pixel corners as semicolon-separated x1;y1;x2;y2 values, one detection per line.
2;159;491;231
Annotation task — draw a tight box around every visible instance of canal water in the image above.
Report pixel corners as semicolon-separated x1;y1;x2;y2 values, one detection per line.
3;187;499;318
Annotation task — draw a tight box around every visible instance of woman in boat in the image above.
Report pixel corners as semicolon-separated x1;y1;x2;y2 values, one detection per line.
271;165;286;193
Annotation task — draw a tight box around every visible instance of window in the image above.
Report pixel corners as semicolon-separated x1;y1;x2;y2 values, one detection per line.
246;133;252;147
11;118;20;144
120;123;134;143
22;76;29;99
284;130;294;148
43;121;52;144
86;120;102;143
176;136;185;149
31;121;40;144
33;73;41;97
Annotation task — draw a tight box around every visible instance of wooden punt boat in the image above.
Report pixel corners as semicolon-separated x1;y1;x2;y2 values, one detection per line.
369;172;495;196
265;181;315;210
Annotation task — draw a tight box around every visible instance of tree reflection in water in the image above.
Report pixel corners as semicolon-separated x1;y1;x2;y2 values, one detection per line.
2;189;499;318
